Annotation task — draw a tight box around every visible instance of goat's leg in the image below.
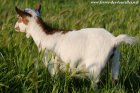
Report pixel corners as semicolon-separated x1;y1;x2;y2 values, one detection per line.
49;55;59;75
87;65;102;87
42;51;56;76
111;49;120;85
42;51;49;67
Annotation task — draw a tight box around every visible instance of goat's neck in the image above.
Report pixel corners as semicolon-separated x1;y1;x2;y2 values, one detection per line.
27;19;61;51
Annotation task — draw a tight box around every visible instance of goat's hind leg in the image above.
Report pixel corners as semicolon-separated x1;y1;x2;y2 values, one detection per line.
111;48;120;85
86;64;102;88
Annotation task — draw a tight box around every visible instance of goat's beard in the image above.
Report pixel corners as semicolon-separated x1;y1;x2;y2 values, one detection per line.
26;33;30;38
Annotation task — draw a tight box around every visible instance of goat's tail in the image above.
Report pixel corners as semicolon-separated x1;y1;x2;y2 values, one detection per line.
114;34;137;46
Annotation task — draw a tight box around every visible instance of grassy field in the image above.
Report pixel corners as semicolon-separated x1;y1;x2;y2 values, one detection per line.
0;0;140;93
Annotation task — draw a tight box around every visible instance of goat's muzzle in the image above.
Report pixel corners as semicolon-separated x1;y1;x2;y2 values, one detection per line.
15;26;20;32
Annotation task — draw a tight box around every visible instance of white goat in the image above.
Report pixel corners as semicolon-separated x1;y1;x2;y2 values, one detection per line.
14;5;136;84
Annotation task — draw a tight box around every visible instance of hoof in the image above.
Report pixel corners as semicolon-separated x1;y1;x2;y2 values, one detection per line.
113;79;119;85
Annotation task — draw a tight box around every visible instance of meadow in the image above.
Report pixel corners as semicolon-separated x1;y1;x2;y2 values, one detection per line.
0;0;140;93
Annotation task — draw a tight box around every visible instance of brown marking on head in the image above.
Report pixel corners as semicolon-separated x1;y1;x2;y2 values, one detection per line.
15;7;32;17
22;17;29;25
15;7;31;25
17;16;29;25
36;17;70;35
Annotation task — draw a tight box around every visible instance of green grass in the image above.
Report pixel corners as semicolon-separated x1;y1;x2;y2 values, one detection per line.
0;0;140;93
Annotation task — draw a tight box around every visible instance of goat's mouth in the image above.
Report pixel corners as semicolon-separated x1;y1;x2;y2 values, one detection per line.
15;27;20;32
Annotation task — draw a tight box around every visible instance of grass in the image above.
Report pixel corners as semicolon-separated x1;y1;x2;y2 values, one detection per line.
0;0;140;93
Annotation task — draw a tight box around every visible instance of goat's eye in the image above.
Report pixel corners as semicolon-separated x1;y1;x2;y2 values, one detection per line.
16;15;19;18
17;15;21;19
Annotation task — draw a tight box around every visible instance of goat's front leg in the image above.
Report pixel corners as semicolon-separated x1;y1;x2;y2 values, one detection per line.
42;51;59;76
42;51;49;67
48;55;59;76
42;51;55;76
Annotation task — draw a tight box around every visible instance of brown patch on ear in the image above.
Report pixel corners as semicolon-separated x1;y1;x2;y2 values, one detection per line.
15;6;32;17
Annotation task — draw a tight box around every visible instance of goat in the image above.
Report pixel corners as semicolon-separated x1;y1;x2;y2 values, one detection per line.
14;5;136;85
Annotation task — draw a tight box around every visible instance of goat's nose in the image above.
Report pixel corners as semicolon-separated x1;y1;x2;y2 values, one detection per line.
15;26;20;32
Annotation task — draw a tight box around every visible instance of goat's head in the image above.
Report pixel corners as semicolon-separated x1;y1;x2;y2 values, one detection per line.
15;4;41;33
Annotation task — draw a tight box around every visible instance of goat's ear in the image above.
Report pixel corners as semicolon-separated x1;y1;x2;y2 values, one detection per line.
35;4;41;13
15;6;32;17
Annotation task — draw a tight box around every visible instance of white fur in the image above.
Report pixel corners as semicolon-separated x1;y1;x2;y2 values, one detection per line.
15;11;136;83
15;21;27;32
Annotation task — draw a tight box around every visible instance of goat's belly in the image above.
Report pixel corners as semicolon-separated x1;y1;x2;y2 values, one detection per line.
56;41;113;67
55;42;84;64
59;50;82;64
